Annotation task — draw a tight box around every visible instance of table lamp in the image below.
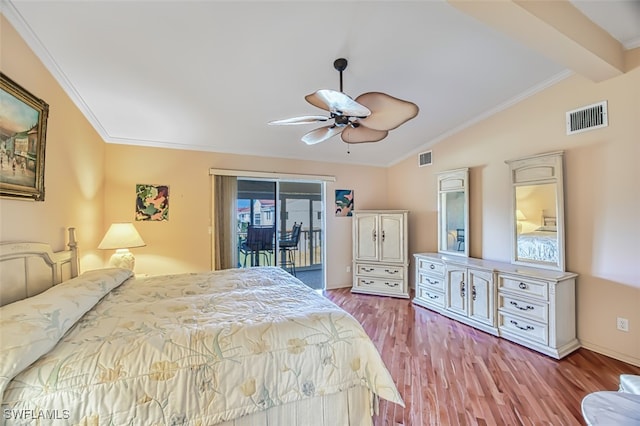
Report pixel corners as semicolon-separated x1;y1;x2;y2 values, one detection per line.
98;222;146;270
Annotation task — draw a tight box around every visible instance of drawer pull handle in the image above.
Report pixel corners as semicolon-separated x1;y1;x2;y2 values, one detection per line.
426;278;438;285
362;280;374;285
385;282;399;288
518;282;528;290
362;267;374;272
384;269;399;274
510;301;534;311
430;264;435;270
510;320;534;331
427;294;439;300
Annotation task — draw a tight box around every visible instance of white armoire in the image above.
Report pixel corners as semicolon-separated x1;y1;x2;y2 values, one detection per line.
351;210;409;298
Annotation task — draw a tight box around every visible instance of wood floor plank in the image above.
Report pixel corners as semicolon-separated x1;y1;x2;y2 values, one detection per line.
324;288;640;426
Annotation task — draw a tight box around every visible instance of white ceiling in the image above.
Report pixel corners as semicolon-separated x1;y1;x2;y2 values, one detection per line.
3;0;640;167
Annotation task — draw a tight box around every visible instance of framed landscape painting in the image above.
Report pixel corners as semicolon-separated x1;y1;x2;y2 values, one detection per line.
0;73;49;201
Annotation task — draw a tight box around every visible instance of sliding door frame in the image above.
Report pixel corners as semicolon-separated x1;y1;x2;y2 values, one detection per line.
210;168;334;287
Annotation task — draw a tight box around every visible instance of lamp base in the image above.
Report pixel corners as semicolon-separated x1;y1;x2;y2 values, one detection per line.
109;249;136;270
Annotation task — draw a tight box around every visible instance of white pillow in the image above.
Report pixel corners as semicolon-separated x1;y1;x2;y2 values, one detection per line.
0;268;132;404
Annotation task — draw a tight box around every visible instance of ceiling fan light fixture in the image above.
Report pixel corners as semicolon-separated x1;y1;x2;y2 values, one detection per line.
269;58;419;146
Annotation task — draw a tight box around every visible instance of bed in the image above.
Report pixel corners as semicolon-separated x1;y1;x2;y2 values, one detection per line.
0;229;403;425
517;216;558;263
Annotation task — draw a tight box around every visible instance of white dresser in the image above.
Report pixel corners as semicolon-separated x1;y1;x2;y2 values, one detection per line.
413;253;580;359
352;210;409;298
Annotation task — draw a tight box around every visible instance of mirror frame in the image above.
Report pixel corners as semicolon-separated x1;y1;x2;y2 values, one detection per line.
437;168;469;257
506;151;565;271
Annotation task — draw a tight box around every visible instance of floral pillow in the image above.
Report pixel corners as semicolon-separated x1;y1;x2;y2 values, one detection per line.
0;268;132;404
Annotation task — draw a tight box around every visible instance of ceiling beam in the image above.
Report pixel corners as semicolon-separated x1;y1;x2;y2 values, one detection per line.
448;0;625;82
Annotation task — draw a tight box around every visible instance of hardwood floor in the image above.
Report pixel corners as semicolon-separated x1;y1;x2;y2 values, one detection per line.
324;288;640;426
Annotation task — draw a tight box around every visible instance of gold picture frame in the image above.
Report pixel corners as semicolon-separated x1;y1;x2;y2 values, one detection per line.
0;72;49;201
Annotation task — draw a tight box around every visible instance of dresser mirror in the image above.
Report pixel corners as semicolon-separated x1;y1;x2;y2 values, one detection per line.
437;168;469;257
506;151;565;271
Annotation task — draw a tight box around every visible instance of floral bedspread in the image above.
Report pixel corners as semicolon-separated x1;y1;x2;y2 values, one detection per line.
517;230;558;263
1;267;402;425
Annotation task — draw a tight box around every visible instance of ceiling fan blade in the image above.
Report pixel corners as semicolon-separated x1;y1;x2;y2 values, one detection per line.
268;115;329;125
354;92;419;131
341;125;388;144
305;89;371;117
301;125;344;145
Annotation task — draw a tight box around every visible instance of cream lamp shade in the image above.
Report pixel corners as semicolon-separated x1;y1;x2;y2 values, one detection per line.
98;223;145;270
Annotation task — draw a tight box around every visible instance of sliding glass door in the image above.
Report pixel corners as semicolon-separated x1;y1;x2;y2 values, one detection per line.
236;179;324;290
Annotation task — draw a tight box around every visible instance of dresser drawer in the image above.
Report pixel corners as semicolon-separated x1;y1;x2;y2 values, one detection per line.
356;263;404;279
499;312;548;345
417;258;444;276
499;294;548;323
498;275;548;301
415;286;445;309
354;276;405;295
417;272;445;292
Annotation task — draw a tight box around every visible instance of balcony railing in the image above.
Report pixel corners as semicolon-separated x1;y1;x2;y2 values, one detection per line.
237;228;322;270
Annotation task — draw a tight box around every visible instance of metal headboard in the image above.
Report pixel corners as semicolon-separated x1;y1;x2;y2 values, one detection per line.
0;228;79;307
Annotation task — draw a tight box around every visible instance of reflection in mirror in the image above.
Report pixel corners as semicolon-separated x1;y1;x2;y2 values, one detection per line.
441;192;466;252
515;183;558;265
437;168;468;257
506;151;565;271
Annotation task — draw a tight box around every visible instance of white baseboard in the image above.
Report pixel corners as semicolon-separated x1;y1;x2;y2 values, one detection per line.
580;341;640;368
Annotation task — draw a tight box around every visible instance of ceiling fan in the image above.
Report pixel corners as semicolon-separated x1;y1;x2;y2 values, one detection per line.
269;58;419;145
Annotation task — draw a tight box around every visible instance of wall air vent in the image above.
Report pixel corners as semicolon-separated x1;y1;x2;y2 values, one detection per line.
418;150;432;167
566;101;608;135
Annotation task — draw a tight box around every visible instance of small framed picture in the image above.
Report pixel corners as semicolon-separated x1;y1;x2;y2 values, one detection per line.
136;184;169;221
335;189;354;217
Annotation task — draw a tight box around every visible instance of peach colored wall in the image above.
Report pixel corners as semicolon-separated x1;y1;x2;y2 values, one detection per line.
0;16;105;270
388;66;640;366
103;143;388;289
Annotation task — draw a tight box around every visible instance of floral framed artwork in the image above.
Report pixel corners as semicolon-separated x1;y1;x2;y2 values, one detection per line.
136;184;169;221
0;73;49;201
335;189;354;217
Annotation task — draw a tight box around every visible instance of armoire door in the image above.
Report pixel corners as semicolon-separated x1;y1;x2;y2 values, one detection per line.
354;214;379;262
379;214;404;263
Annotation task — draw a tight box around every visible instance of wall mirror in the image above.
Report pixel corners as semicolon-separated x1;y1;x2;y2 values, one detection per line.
437;168;469;257
506;151;565;271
